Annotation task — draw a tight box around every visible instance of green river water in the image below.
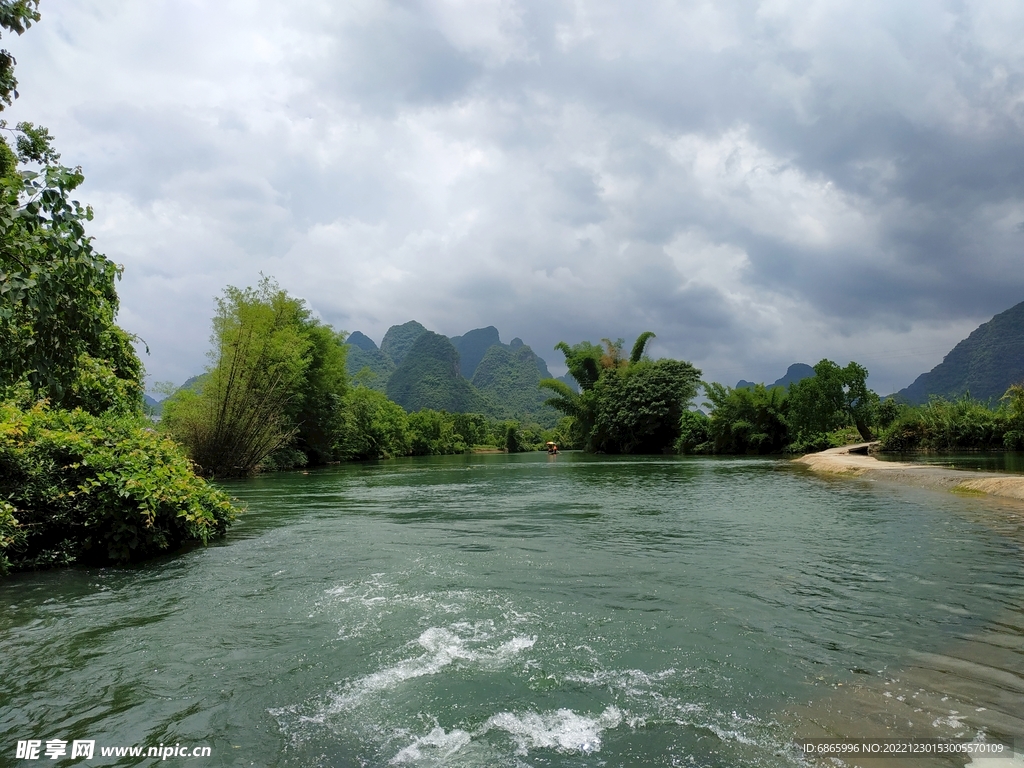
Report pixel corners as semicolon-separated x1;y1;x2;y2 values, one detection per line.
2;453;1023;767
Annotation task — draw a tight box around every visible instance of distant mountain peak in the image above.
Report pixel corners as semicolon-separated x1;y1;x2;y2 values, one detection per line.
343;320;558;424
897;300;1024;404
450;326;501;379
735;363;814;390
347;330;379;353
380;321;427;366
386;331;485;413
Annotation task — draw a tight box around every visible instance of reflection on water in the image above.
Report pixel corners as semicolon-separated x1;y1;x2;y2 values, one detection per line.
1;453;1022;767
876;452;1024;474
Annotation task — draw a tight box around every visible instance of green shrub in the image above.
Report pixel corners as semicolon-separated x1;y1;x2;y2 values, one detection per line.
0;399;238;571
337;387;411;460
676;410;712;454
877;392;1015;451
0;499;24;575
704;383;789;454
878;412;927;451
786;425;864;454
407;409;468;455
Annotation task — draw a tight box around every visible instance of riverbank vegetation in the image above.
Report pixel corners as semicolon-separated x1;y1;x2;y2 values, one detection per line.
877;387;1024;452
0;123;239;572
688;360;877;454
686;361;1024;456
158;288;572;475
0;7;237;574
539;333;703;453
152;278;575;477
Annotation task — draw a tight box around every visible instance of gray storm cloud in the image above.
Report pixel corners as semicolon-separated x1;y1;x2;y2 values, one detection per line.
6;0;1023;390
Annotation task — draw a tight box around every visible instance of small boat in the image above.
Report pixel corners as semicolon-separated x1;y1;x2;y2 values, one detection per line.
545;441;559;455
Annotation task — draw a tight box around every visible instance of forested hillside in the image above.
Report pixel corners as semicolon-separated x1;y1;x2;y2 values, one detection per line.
450;326;501;379
385;332;491;413
345;323;558;423
344;331;394;391
471;339;558;425
898;300;1024;404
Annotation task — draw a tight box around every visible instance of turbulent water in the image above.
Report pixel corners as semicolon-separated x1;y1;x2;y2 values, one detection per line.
2;453;1023;767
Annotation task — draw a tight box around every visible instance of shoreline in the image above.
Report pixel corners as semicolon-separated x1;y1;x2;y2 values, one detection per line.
793;443;1024;503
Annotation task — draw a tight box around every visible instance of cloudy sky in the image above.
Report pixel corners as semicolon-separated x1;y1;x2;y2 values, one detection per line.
7;0;1024;393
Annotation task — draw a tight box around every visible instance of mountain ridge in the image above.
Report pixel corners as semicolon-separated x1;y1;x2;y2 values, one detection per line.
347;322;558;424
898;300;1024;404
736;363;815;391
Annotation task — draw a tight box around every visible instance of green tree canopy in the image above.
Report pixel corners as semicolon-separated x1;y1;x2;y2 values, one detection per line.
337;386;410;460
0;4;140;410
0;122;143;411
787;359;876;442
0;1;39;110
0;3;242;576
703;382;789;454
542;332;700;453
162;278;348;475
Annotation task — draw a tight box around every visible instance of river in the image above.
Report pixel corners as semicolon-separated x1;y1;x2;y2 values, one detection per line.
2;453;1022;767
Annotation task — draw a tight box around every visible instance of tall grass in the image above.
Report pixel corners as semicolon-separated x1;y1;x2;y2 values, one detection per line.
879;389;1024;451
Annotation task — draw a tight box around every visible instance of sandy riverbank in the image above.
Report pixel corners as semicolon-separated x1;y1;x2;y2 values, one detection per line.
794;443;1024;503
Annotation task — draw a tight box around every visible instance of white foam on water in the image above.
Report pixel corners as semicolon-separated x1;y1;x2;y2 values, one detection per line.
565;666;679;696
482;705;624;755
931;711;968;734
315;574;539;643
389;726;473;765
563;667;706;725
328;626;536;710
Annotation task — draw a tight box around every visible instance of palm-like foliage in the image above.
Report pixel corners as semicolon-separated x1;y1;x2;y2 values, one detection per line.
630;331;656;364
541;331;698;453
554;341;602;391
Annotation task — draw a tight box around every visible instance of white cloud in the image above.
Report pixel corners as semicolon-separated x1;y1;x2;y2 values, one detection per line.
3;0;1022;393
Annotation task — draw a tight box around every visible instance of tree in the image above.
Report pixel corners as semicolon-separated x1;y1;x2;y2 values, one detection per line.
407;409;467;455
502;421;525;452
162;278;348;476
552;340;603;391
787;360;876;443
0;4;241;575
630;331;656;364
591;359;702;453
676;409;712;454
1003;383;1024;450
292;322;349;464
0;122;143;411
703;382;789;454
537;377;594;449
542;332;700;453
337;386;410;460
0;1;40;110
